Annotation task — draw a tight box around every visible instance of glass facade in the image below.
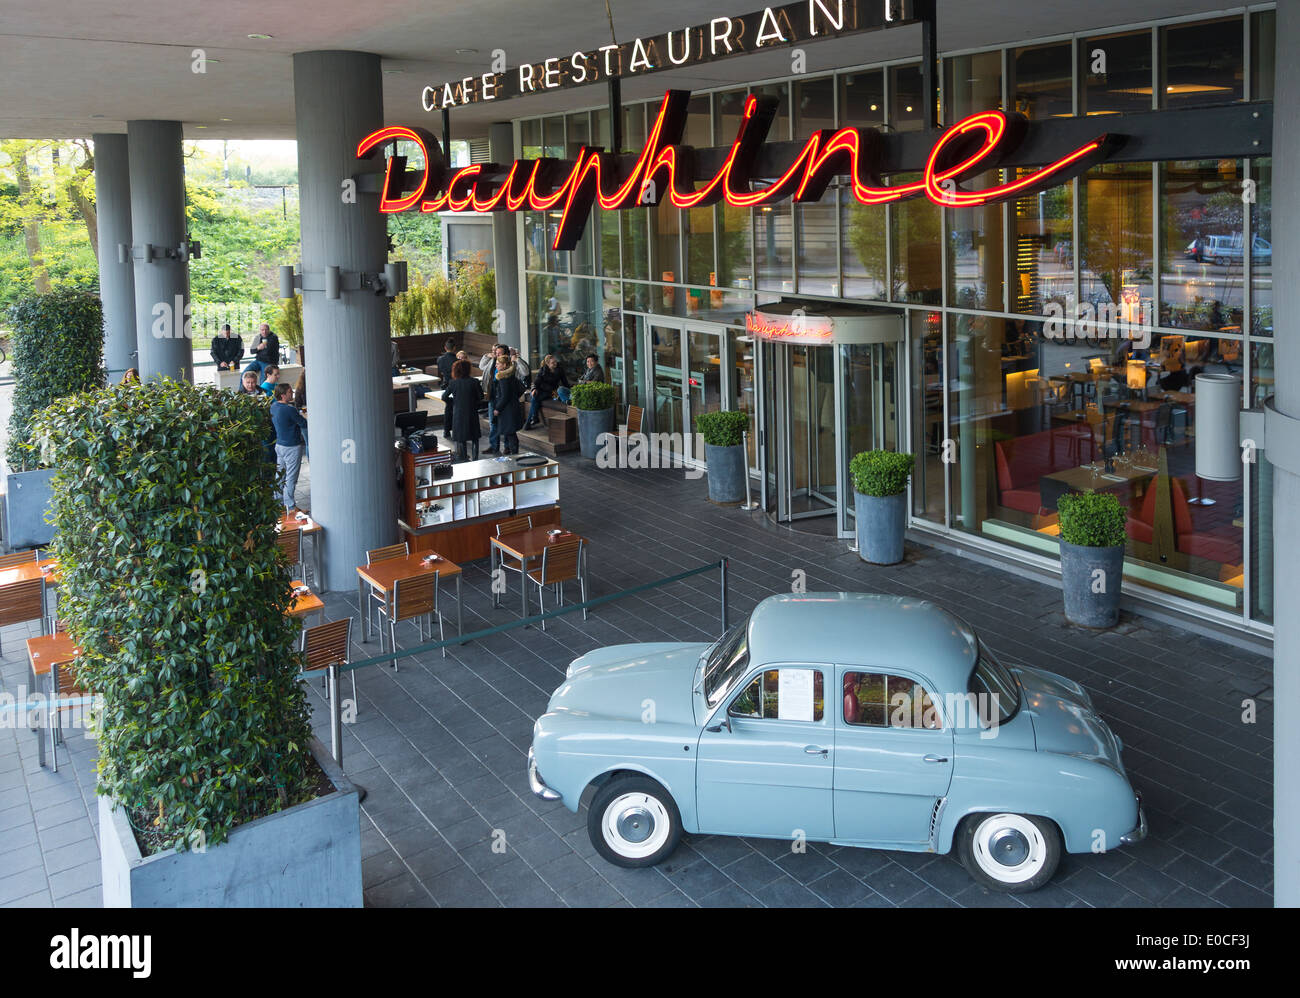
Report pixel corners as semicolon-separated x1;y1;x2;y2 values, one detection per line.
515;10;1275;632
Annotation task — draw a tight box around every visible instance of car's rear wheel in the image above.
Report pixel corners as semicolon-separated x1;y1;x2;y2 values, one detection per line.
957;812;1061;893
588;775;682;868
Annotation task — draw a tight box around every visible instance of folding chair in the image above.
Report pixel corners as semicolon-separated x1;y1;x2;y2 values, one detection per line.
377;572;444;669
525;539;586;632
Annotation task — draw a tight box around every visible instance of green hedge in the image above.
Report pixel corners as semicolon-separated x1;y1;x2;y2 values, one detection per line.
1057;490;1127;548
570;381;615;411
849;450;915;497
31;379;316;854
6;289;105;471
696;410;749;447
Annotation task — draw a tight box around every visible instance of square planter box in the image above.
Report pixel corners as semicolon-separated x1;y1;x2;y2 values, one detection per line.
100;738;362;907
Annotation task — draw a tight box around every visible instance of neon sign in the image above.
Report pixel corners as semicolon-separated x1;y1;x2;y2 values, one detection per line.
746;313;835;343
358;90;1114;252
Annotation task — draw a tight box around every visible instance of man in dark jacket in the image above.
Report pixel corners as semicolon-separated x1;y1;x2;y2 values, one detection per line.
436;339;458;437
211;324;243;370
249;323;280;366
270;384;308;512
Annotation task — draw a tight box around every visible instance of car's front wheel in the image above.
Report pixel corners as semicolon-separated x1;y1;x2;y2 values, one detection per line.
588;775;683;868
957;812;1061;892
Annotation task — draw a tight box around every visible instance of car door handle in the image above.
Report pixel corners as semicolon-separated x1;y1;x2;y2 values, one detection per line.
804;745;828;756
923;754;949;764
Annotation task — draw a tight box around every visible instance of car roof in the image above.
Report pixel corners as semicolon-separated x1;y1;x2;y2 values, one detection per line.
745;592;978;691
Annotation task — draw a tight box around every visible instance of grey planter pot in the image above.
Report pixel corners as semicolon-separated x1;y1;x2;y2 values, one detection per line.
4;469;55;550
577;406;614;460
1060;539;1125;628
100;738;362;908
854;491;907;565
705;443;746;504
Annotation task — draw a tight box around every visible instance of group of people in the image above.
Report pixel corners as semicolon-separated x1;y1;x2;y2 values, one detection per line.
211;322;281;373
435;340;606;462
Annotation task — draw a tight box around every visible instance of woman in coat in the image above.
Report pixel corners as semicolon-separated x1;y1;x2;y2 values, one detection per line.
488;355;526;455
525;354;570;429
442;359;484;461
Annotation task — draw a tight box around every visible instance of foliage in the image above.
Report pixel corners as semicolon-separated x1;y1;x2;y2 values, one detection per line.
6;289;105;470
849;449;915;497
452;255;497;334
186;176;299;306
389;284;423;337
387;209;443;278
31;379;316;854
424;272;457;332
845;175;942;302
696;409;749;447
1057;490;1127;548
277;293;303;349
570;381;615;411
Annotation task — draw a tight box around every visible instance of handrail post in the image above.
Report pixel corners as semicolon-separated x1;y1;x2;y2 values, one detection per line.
740;431;760;511
328;664;343;765
719;558;729;634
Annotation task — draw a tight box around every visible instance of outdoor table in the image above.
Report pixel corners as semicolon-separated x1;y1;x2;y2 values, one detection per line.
26;632;81;769
393;372;437;412
0;558;59;630
355;549;463;644
275;512;323;587
286;580;324;625
489;527;588;622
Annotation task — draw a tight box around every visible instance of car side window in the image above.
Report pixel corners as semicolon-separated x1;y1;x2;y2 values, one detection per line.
729;669;824;722
842;672;942;730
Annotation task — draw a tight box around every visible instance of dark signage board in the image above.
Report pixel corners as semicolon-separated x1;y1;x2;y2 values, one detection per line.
422;0;924;111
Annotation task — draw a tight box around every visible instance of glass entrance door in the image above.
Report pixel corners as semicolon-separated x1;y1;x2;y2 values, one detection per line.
638;317;732;462
773;343;838;520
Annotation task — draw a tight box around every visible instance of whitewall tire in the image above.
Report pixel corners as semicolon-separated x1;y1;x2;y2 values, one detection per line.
588;776;683;868
957;812;1061;892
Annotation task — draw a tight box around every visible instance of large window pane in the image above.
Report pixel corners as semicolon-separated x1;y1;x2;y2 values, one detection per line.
948;170;1005;311
717;202;753;289
684;93;711;149
842;192;886;300
715;88;748;148
1010;173;1074;316
945;50;1002;119
1251;158;1272;336
1252;10;1276;101
621;210;649;282
838;70;884;128
1160;17;1243;109
909;310;944;524
756;203;792;293
890;176;941;304
793;77;838;297
1079;30;1153;115
1159;159;1243;333
520;119;542;159
565;111;590;158
1010;42;1072;119
685;204;715;289
890;64;926;131
543;116;564;157
1080;162;1153;330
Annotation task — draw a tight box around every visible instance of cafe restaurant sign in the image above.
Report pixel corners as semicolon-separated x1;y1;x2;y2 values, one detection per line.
421;0;924;111
357;89;1116;251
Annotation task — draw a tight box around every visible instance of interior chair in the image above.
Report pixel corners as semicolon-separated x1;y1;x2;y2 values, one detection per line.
0;577;45;656
49;658;89;774
377;572;444;668
0;549;38;569
843;674;860;725
492;515;533;606
276;527;303;579
617;405;644;442
525;538;586;631
301;616;356;711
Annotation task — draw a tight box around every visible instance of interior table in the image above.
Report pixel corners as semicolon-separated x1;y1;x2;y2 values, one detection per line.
26;631;81;768
275;512;323;587
489;527;588;622
355;550;462;645
393;372;438;412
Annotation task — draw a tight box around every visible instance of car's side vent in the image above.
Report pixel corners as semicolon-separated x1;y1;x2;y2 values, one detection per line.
929;798;945;841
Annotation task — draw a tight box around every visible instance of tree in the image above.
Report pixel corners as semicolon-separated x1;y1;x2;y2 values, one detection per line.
2;141;51;293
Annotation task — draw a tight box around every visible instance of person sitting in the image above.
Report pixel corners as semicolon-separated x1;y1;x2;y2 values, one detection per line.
578;353;605;383
235;369;262;396
443;359;483;462
249;323;279;367
121;367;141;385
259;364;281;396
210;323;243;371
525;354;571;429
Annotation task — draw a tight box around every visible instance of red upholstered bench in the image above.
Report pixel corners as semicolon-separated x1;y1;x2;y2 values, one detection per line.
994;427;1094;515
1126;477;1242;566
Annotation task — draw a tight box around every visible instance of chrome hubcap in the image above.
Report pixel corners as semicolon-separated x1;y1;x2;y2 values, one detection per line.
616;805;655;844
988;827;1030;867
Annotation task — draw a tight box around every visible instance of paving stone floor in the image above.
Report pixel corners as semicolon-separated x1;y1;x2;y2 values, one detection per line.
0;449;1274;907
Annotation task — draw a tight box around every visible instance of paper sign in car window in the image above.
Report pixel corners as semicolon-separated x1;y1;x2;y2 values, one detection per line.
778;669;816;722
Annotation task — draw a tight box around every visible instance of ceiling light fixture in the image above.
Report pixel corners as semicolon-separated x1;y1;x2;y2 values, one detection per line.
456;48;479;55
248;33;272;40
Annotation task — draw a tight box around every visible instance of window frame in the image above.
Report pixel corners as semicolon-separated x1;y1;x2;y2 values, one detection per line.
724;664;829;724
839;667;947;731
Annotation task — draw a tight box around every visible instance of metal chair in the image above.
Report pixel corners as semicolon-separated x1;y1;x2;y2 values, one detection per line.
0;549;38;569
492;515;533;606
377;572;444;668
0;577;45;656
525;539;586;631
49;658;89;774
276;527;303;579
301;617;356;710
363;543;410;635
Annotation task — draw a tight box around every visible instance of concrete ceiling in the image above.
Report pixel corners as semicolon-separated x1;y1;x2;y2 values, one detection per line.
0;0;1247;140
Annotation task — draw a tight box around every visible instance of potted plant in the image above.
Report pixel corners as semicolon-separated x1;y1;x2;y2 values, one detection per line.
278;293;304;364
31;379;362;907
1057;490;1128;628
849;450;915;565
4;288;105;549
695;410;750;504
571;381;616;460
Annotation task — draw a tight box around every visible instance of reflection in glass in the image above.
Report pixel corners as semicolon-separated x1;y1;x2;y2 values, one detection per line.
948;170;1006;311
1252;10;1276;101
889;174;942;304
1159;17;1243;109
1010;172;1073;316
1010;43;1072;119
1080;162;1153;330
838;70;884;128
1251;158;1272;337
1079;30;1153;115
1159;160;1243;333
945;50;1003;119
755;203;792;293
890;64;926;131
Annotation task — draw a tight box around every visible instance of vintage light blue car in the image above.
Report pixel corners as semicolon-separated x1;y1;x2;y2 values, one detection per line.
528;592;1146;892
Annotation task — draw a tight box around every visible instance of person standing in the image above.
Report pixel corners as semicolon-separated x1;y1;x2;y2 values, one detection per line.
442;359;483;462
481;344;509;454
489;354;526;455
249;323;279;367
509;346;530;385
578;353;605;383
436;339;457;383
525;354;570;429
271;384;308;513
210;323;243;370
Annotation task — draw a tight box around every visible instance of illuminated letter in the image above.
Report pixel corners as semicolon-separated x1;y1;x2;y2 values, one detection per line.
808;0;844;34
571;51;589;84
544;58;560;88
356;126;444;213
421;86;437;112
442;82;455;107
756;8;787;46
519;63;535;92
667;29;692;66
481;73;497;100
710;17;735;55
630;38;653;73
461;77;474;102
599;43;620;76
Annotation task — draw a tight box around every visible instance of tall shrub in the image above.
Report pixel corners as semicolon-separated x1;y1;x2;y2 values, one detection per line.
6;288;105;471
277;292;304;349
31;379;316;853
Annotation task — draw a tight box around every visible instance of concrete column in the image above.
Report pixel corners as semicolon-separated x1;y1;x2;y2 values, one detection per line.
1271;2;1299;907
127;121;191;382
489;122;521;353
92;134;136;380
293;51;394;591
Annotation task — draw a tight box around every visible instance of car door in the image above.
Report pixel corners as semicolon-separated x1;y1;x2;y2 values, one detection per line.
833;668;955;846
695;664;834;841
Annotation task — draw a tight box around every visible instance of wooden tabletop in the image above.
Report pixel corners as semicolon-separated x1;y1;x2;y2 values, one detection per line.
286;581;324;618
27;633;80;678
491;527;586;562
356;550;462;594
275;512;322;535
1043;463;1153;492
0;558;59;587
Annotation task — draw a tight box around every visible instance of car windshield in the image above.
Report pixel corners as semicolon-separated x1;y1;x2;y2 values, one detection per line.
701;620;750;708
968;641;1020;726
